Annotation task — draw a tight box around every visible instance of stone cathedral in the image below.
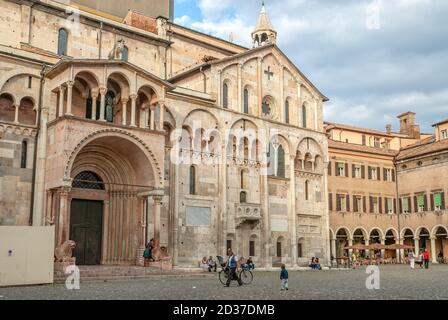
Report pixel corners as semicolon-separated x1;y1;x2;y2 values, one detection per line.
0;0;330;267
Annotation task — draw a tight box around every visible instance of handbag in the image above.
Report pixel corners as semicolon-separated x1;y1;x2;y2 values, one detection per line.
143;248;150;258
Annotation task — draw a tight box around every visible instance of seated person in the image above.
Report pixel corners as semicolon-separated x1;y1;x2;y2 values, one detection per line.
315;258;322;270
200;256;209;271
207;256;217;272
309;257;317;269
246;257;255;270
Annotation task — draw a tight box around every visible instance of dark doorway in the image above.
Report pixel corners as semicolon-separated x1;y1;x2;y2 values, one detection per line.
70;199;103;265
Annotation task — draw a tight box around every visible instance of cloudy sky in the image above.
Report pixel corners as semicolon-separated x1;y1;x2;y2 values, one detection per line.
174;0;448;133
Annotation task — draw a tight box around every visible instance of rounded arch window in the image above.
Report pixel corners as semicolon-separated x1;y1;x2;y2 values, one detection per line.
72;171;105;190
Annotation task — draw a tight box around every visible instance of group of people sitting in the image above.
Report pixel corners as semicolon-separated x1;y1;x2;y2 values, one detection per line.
200;255;255;272
309;257;322;270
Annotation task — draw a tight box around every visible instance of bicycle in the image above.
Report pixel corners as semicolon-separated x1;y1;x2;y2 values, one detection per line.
217;256;253;285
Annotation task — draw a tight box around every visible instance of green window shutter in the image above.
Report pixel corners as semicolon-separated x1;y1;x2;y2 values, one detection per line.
403;198;409;212
434;193;442;207
417;194;424;207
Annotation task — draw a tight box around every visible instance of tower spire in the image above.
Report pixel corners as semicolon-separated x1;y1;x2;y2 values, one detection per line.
251;2;277;47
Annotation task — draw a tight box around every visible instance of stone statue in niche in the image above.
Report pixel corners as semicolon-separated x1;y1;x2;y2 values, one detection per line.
108;38;126;60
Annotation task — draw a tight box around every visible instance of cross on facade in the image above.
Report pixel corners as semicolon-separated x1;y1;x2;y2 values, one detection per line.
264;66;274;80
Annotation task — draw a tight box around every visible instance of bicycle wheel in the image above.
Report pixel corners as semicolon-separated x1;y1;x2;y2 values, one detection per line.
219;270;228;285
239;269;253;285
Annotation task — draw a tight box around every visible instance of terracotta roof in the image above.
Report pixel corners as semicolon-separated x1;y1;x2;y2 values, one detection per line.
328;139;398;157
432;118;448;127
396;136;448;161
324;122;408;138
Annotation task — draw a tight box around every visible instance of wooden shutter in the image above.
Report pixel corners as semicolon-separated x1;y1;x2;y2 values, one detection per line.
363;196;367;213
383;168;387;181
384;197;389;213
399;198;403;213
346;195;350;212
335;162;339;176
423;194;428;211
345;163;349;177
328;193;333;211
392;169;395;182
394;199;397;214
379;197;382;213
368;167;372;180
361;165;365;179
353;195;358;212
377;167;381;180
413;196;418;213
352;164;356;178
369;196;373;213
442;192;446;210
430;194;435;211
336;195;341;211
328;161;332;176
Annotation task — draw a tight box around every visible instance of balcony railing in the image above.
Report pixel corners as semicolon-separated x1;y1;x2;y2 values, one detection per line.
235;203;261;228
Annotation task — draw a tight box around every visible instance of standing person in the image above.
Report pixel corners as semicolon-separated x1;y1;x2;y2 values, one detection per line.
408;250;415;269
423;248;430;269
225;249;242;287
143;238;154;262
280;264;289;291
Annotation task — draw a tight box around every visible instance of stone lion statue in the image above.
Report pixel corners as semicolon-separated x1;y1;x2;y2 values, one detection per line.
151;239;171;261
54;240;76;262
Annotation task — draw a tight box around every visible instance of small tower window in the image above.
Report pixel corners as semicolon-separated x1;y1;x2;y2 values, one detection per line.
243;88;249;114
284;100;289;124
302;104;307;128
58;28;68;56
189;165;196;195
20;140;27;169
122;46;129;62
223;83;228;108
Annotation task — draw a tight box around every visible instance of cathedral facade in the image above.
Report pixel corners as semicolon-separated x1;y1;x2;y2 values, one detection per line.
0;1;330;267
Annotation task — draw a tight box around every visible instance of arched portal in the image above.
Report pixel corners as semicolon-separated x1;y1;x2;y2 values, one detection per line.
61;135;157;266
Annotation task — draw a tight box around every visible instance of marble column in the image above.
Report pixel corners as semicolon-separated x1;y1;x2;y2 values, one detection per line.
66;81;74;116
91;90;98;120
45;190;53;226
159;101;165;131
152;194;163;244
121;98;128;126
365;239;370;258
414;237;420;255
348;238;353;259
57;187;71;246
430;237;437;263
58;85;65;118
130;94;137;127
14;104;19;123
99;87;107;121
149;105;156;130
331;238;337;260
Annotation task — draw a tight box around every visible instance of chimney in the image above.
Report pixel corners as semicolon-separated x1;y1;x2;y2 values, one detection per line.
385;124;392;135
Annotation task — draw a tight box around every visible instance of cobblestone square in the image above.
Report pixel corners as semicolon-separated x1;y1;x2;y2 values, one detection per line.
1;265;448;300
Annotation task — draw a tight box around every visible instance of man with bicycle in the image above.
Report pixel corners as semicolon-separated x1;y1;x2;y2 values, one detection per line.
225;248;243;287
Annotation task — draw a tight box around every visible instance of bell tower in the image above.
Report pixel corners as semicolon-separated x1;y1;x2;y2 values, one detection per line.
251;2;277;47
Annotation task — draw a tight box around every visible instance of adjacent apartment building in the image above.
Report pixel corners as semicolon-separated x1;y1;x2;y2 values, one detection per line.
327;112;448;263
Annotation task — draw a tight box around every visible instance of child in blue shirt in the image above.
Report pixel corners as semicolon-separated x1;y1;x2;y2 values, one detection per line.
280;264;289;291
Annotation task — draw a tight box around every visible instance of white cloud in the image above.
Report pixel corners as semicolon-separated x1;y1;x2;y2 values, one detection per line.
175;0;448;132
